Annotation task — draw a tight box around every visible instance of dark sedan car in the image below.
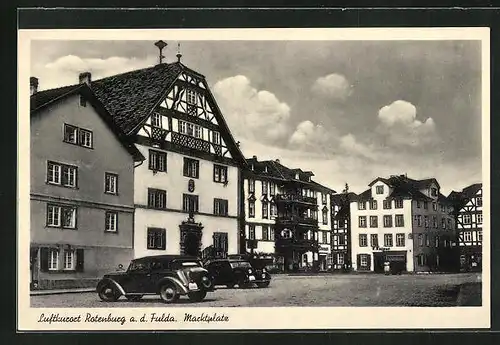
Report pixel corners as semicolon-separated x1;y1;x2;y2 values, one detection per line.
96;255;214;303
206;259;271;288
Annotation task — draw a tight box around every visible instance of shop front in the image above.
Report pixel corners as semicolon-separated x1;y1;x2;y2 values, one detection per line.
373;250;407;274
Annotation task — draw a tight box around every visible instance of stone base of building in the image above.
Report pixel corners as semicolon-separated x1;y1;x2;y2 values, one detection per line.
31;278;100;291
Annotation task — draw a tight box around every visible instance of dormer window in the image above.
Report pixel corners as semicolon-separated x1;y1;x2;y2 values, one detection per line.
376;185;384;194
295;173;299;180
431;187;438;197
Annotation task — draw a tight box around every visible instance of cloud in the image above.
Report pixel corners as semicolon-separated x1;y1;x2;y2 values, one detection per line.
213;75;291;144
377;100;437;147
39;55;154;90
289;120;331;149
311;73;352;100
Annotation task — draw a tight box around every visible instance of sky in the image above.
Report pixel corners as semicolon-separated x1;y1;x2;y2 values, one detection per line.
30;39;483;195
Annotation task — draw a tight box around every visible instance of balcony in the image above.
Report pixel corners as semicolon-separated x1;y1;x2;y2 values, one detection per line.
275;194;317;205
275;215;318;227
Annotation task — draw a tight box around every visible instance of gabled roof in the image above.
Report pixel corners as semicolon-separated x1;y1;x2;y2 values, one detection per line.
359;175;443;202
331;192;357;220
447;183;482;209
30;84;145;162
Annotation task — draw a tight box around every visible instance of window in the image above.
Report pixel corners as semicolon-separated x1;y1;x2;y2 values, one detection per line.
63;124;93;148
322;209;328;225
424;215;429;228
151;113;162;128
105;211;118;232
337;253;344;265
384;234;393;247
270;182;276;196
321;231;328;244
182;194;199;213
248;201;255;218
464;231;472;242
47;161;77;188
418;234;424;246
477;214;483;224
104;173;118;194
183;158;199;178
370;200;378;210
478;231;483;242
477;197;483;207
447;218;452;229
358;216;367;228
360;254;369;267
359;234;368;247
213;164;228;183
178;120;201;138
270;203;277;218
440;204;446;212
47;204;76;229
322;193;327;204
431;187;438;197
463;214;471;224
435;235;440;247
423;201;428;210
338;234;346;245
148;189;167;210
425;234;430;246
376;185;384;194
416;200;421;208
432;216;438;228
262;181;268;195
262;225;269;241
383;200;392;209
369;216;378;228
248;225;255;240
248;179;255;193
441;218;446;229
370;234;378;247
417;254;426;266
49;249;59;271
213;232;228;253
311;209;318;220
213;198;229;216
396;233;405;247
178;120;186;134
262;202;269;219
186;123;194;136
416;215;422;227
358;201;366;210
149;150;167;172
432;202;437;211
186;89;197;105
212;131;221;145
63;250;75;270
147;228;166;250
395;199;403;209
383;215;392;227
395;215;404;227
194;125;202;139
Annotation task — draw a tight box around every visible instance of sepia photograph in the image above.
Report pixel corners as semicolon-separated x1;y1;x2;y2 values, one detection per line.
18;27;490;330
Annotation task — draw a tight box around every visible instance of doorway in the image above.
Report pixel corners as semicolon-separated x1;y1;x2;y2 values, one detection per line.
183;231;201;257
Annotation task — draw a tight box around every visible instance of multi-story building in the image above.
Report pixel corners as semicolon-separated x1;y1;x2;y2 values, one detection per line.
30;75;144;289
331;192;356;271
350;175;457;273
448;183;483;272
89;42;248;259
242;157;335;272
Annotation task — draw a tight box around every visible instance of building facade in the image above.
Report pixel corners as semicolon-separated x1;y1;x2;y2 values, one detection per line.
242;157;334;272
90;45;247;260
350;175;457;273
331;192;355;271
30;77;144;289
448;183;483;272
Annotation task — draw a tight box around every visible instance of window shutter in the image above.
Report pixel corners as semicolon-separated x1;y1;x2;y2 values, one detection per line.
183;158;188;176
224;200;228;215
367;255;372;270
356;254;361;270
76;249;84;272
40;247;49;272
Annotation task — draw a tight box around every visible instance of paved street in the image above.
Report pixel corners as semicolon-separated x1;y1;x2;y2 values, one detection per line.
30;273;481;308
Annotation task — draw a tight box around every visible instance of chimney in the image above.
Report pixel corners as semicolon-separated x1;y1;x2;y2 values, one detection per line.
275;159;280;164
30;77;39;95
252;155;257;160
79;72;92;86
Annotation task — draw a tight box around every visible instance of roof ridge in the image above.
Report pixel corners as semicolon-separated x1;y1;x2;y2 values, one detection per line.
92;62;173;83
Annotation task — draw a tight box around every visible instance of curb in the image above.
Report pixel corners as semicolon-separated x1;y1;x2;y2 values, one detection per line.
30;288;95;296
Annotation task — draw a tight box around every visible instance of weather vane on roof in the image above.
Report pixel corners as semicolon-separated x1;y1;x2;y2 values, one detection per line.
154;40;168;64
176;42;182;63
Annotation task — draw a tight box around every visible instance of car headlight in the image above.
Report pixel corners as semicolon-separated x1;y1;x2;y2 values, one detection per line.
248;269;252;274
262;268;267;273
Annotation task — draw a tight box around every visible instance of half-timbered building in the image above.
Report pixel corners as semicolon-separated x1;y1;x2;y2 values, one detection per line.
350;175;458;273
30;75;144;290
242;157;335;272
448;183;483;272
330;192;356;271
89;42;247;259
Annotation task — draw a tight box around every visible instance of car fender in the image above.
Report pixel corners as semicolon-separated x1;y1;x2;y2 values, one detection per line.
96;277;126;296
157;276;189;294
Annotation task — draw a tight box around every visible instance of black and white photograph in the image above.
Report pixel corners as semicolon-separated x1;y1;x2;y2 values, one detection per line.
18;27;490;330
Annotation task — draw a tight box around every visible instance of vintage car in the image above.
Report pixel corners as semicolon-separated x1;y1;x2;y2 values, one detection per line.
205;258;271;288
96;255;214;303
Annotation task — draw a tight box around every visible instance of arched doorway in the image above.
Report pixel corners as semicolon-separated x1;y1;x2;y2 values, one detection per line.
179;215;203;257
183;231;201;257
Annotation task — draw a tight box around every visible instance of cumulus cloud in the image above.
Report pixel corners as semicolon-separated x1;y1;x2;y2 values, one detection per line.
213;75;291;144
339;133;380;160
377;100;437;147
289;120;331;148
311;73;352;101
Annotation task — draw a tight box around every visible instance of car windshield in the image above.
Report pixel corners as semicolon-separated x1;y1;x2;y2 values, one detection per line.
230;261;252;269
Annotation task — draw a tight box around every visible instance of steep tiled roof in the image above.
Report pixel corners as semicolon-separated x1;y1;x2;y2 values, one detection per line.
30;84;81;113
92;62;183;135
447;183;482;209
358;175;442;202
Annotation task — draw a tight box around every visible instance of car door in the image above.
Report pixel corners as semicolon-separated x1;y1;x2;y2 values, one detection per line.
121;260;150;293
221;261;235;284
142;258;164;293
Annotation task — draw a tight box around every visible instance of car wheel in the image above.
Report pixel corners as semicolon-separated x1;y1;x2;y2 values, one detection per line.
98;283;121;302
256;281;270;288
238;278;249;289
188;290;207;302
126;295;144;302
159;283;179;303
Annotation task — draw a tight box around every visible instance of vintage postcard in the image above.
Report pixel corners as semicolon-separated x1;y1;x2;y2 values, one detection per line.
18;27;490;331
